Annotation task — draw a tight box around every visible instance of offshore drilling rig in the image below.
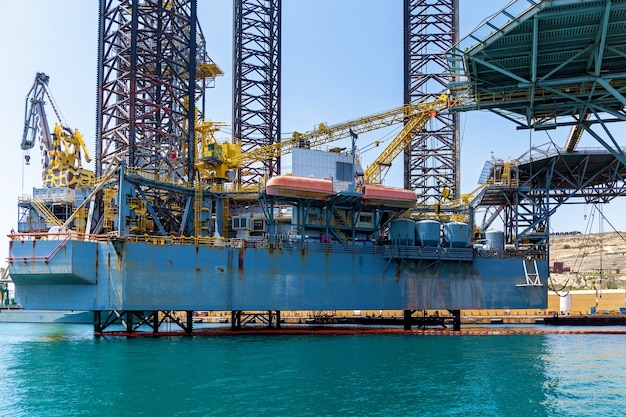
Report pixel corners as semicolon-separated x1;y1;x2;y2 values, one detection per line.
8;0;626;334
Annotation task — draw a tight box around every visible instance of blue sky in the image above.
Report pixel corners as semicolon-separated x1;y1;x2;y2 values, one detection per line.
0;0;623;252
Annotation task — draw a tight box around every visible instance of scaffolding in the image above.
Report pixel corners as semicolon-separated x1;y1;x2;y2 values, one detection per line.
96;0;221;236
233;0;281;186
404;0;460;204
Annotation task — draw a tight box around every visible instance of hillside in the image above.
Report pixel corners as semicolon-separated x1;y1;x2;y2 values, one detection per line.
549;232;626;290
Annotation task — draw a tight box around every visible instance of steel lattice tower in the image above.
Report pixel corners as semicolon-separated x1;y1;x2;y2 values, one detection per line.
403;0;459;204
233;0;281;186
96;0;212;180
96;0;220;235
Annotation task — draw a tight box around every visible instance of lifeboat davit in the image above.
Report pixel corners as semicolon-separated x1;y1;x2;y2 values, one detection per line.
361;184;417;208
265;176;336;200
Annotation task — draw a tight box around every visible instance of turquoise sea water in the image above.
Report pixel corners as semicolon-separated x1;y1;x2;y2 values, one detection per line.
1;324;626;416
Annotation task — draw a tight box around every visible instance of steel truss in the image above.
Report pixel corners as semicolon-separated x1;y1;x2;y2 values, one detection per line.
446;0;626;160
233;0;281;186
474;147;626;254
231;310;281;329
96;0;219;236
93;310;284;334
94;310;194;334
96;163;219;237
403;0;459;204
515;152;626;253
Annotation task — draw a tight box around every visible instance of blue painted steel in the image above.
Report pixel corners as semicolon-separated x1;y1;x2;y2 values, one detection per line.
9;238;548;311
9;238;97;285
389;219;416;245
442;222;469;248
416;220;441;247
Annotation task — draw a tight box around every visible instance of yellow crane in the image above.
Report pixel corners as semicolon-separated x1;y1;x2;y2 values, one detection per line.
195;94;449;183
22;73;93;189
363;95;448;184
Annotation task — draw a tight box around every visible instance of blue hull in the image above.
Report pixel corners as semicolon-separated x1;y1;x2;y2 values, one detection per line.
0;309;92;323
9;238;547;311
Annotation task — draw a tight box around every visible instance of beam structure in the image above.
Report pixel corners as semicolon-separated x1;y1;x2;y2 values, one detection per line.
96;0;214;179
447;0;626;155
96;0;221;237
94;310;195;334
472;146;626;253
233;0;281;186
231;310;281;329
444;0;626;270
404;0;460;204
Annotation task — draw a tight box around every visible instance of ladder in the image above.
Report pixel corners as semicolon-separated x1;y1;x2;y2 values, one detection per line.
128;198;148;233
517;259;543;287
102;188;117;231
222;198;230;238
194;180;203;237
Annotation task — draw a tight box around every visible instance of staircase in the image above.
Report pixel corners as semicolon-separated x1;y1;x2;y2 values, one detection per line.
31;199;63;227
330;208;351;244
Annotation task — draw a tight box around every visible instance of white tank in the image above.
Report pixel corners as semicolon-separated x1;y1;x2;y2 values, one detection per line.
442;222;469;248
485;230;504;251
416;220;440;247
559;293;572;314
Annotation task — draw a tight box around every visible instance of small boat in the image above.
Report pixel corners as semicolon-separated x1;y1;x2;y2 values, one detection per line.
264;176;336;200
361;184;417;208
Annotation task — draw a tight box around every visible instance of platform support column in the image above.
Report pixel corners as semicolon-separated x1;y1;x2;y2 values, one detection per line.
403;309;413;330
451;309;461;331
150;311;159;333
93;311;102;333
231;310;242;329
267;310;281;328
185;311;193;334
125;311;133;333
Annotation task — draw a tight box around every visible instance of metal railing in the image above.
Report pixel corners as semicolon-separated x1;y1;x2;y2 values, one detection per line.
7;232;72;263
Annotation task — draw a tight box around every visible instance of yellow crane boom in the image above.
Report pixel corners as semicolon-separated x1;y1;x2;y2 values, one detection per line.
233;94;448;166
196;94;449;181
22;72;94;189
364;95;448;184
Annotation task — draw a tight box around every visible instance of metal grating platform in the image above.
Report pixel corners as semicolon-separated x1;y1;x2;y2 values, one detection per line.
472;146;626;207
447;0;626;130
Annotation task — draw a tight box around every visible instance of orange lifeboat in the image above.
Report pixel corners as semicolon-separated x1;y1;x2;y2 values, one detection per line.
265;176;336;200
361;185;416;208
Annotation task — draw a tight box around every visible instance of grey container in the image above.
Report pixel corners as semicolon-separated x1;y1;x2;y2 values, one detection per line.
389;219;416;245
442;222;469;248
416;220;440;247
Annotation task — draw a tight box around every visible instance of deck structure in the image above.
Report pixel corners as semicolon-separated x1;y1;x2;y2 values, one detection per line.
447;0;626;158
9;1;626;334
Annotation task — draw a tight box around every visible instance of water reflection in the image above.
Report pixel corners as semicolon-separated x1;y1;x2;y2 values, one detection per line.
542;334;626;416
1;325;626;416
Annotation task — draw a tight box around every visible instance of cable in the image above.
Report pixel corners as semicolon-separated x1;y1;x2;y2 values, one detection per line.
549;205;596;296
596;205;626;244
